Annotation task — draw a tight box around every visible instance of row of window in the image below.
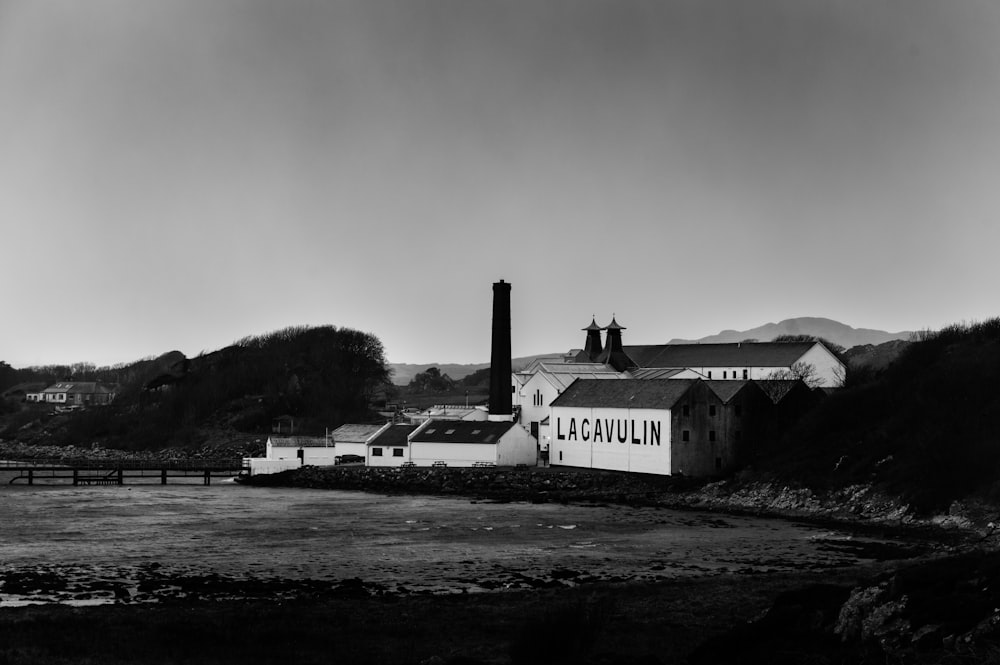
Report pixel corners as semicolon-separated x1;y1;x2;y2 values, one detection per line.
371;448;405;457
705;369;750;380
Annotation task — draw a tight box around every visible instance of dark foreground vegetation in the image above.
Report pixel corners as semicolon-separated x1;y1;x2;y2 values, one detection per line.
755;319;1000;513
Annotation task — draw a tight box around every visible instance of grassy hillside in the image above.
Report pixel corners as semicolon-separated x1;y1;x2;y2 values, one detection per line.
0;326;392;452
759;319;1000;512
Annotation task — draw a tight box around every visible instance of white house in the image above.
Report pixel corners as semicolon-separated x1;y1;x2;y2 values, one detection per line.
408;420;537;467
329;423;387;460
247;435;335;475
367;423;423;467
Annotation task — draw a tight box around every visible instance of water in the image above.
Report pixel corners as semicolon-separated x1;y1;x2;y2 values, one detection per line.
0;482;919;605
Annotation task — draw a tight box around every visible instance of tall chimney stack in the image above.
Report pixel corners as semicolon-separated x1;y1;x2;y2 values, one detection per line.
488;279;513;421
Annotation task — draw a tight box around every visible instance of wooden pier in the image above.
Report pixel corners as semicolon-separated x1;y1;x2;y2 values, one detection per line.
0;459;246;486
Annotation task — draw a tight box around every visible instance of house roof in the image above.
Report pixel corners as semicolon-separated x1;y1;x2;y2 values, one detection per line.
369;424;419;447
627;342;820;369
41;382;115;395
330;423;384;443
534;362;626;391
268;436;331;448
412;420;515;444
704;380;754;403
627;367;698;380
551;379;697;410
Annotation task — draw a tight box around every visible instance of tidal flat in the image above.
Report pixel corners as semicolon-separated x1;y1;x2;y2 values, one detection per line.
0;482;952;664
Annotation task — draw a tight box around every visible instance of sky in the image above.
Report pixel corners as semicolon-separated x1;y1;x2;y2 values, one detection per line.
2;0;999;368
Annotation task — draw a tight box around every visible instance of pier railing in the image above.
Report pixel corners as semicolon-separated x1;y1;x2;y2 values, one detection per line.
0;458;246;485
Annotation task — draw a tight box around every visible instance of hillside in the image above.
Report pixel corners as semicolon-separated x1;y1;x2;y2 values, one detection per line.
389;354;565;385
669;317;913;349
0;325;392;452
753;319;1000;512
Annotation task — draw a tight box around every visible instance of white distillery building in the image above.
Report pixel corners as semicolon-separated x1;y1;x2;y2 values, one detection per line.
549;378;772;477
367;423;422;467
247;435;336;475
329;423;386;460
572;317;846;387
409;420;536;468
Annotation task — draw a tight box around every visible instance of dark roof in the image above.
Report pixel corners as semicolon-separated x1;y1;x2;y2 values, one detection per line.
704;380;753;403
629;342;819;368
412;420;515;444
551;379;696;409
369;424;419;447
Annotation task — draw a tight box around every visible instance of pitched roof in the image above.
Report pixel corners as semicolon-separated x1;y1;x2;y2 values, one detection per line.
534;362;626;391
369;424;419;447
41;382;115;395
551;379;696;409
629;342;819;368
268;436;331;447
628;367;695;380
704;380;753;403
412;420;514;444
330;423;384;443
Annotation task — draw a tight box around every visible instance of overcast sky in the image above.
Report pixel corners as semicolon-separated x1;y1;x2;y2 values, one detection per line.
2;0;999;368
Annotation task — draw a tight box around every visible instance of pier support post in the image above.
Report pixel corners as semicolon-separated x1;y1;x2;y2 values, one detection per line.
161;469;168;485
73;470;78;486
117;468;123;485
27;469;33;486
204;470;211;486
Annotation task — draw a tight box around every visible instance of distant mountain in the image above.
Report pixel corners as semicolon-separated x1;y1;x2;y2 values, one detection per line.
668;317;913;349
389;354;567;386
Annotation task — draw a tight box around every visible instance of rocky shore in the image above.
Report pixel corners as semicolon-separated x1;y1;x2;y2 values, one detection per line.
241;463;992;537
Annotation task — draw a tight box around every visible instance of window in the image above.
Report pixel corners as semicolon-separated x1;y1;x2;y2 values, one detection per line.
742;369;748;380
709;405;716;417
682;430;690;442
709;430;717;442
372;448;383;457
708;371;712;379
559;451;563;461
393;448;404;457
682;404;690;417
723;371;727;379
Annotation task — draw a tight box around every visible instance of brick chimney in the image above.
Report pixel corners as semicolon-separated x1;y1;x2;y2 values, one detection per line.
488;280;513;421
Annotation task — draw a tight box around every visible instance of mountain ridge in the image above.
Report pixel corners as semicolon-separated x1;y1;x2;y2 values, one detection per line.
389;317;914;384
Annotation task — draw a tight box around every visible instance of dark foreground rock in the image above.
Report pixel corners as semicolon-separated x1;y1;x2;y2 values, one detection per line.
689;548;1000;664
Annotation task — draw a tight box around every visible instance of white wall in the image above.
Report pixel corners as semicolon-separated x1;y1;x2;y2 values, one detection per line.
496;425;538;466
799;343;845;387
248;459;301;475
334;442;368;458
367;445;409;467
268;445;337;466
410;442;496;467
550;406;672;475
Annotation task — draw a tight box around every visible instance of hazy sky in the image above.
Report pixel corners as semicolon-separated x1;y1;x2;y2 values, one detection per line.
2;0;999;368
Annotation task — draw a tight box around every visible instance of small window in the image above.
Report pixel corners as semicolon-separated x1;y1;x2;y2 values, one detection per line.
723;371;727;379
709;431;716;442
393;448;404;457
709;405;717;416
742;369;748;380
708;371;712;379
682;430;690;442
559;451;563;461
372;448;383;457
682;404;690;417
445;429;456;435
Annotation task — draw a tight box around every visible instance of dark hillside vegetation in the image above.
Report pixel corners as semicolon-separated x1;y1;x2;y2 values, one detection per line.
761;319;1000;512
0;326;392;451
